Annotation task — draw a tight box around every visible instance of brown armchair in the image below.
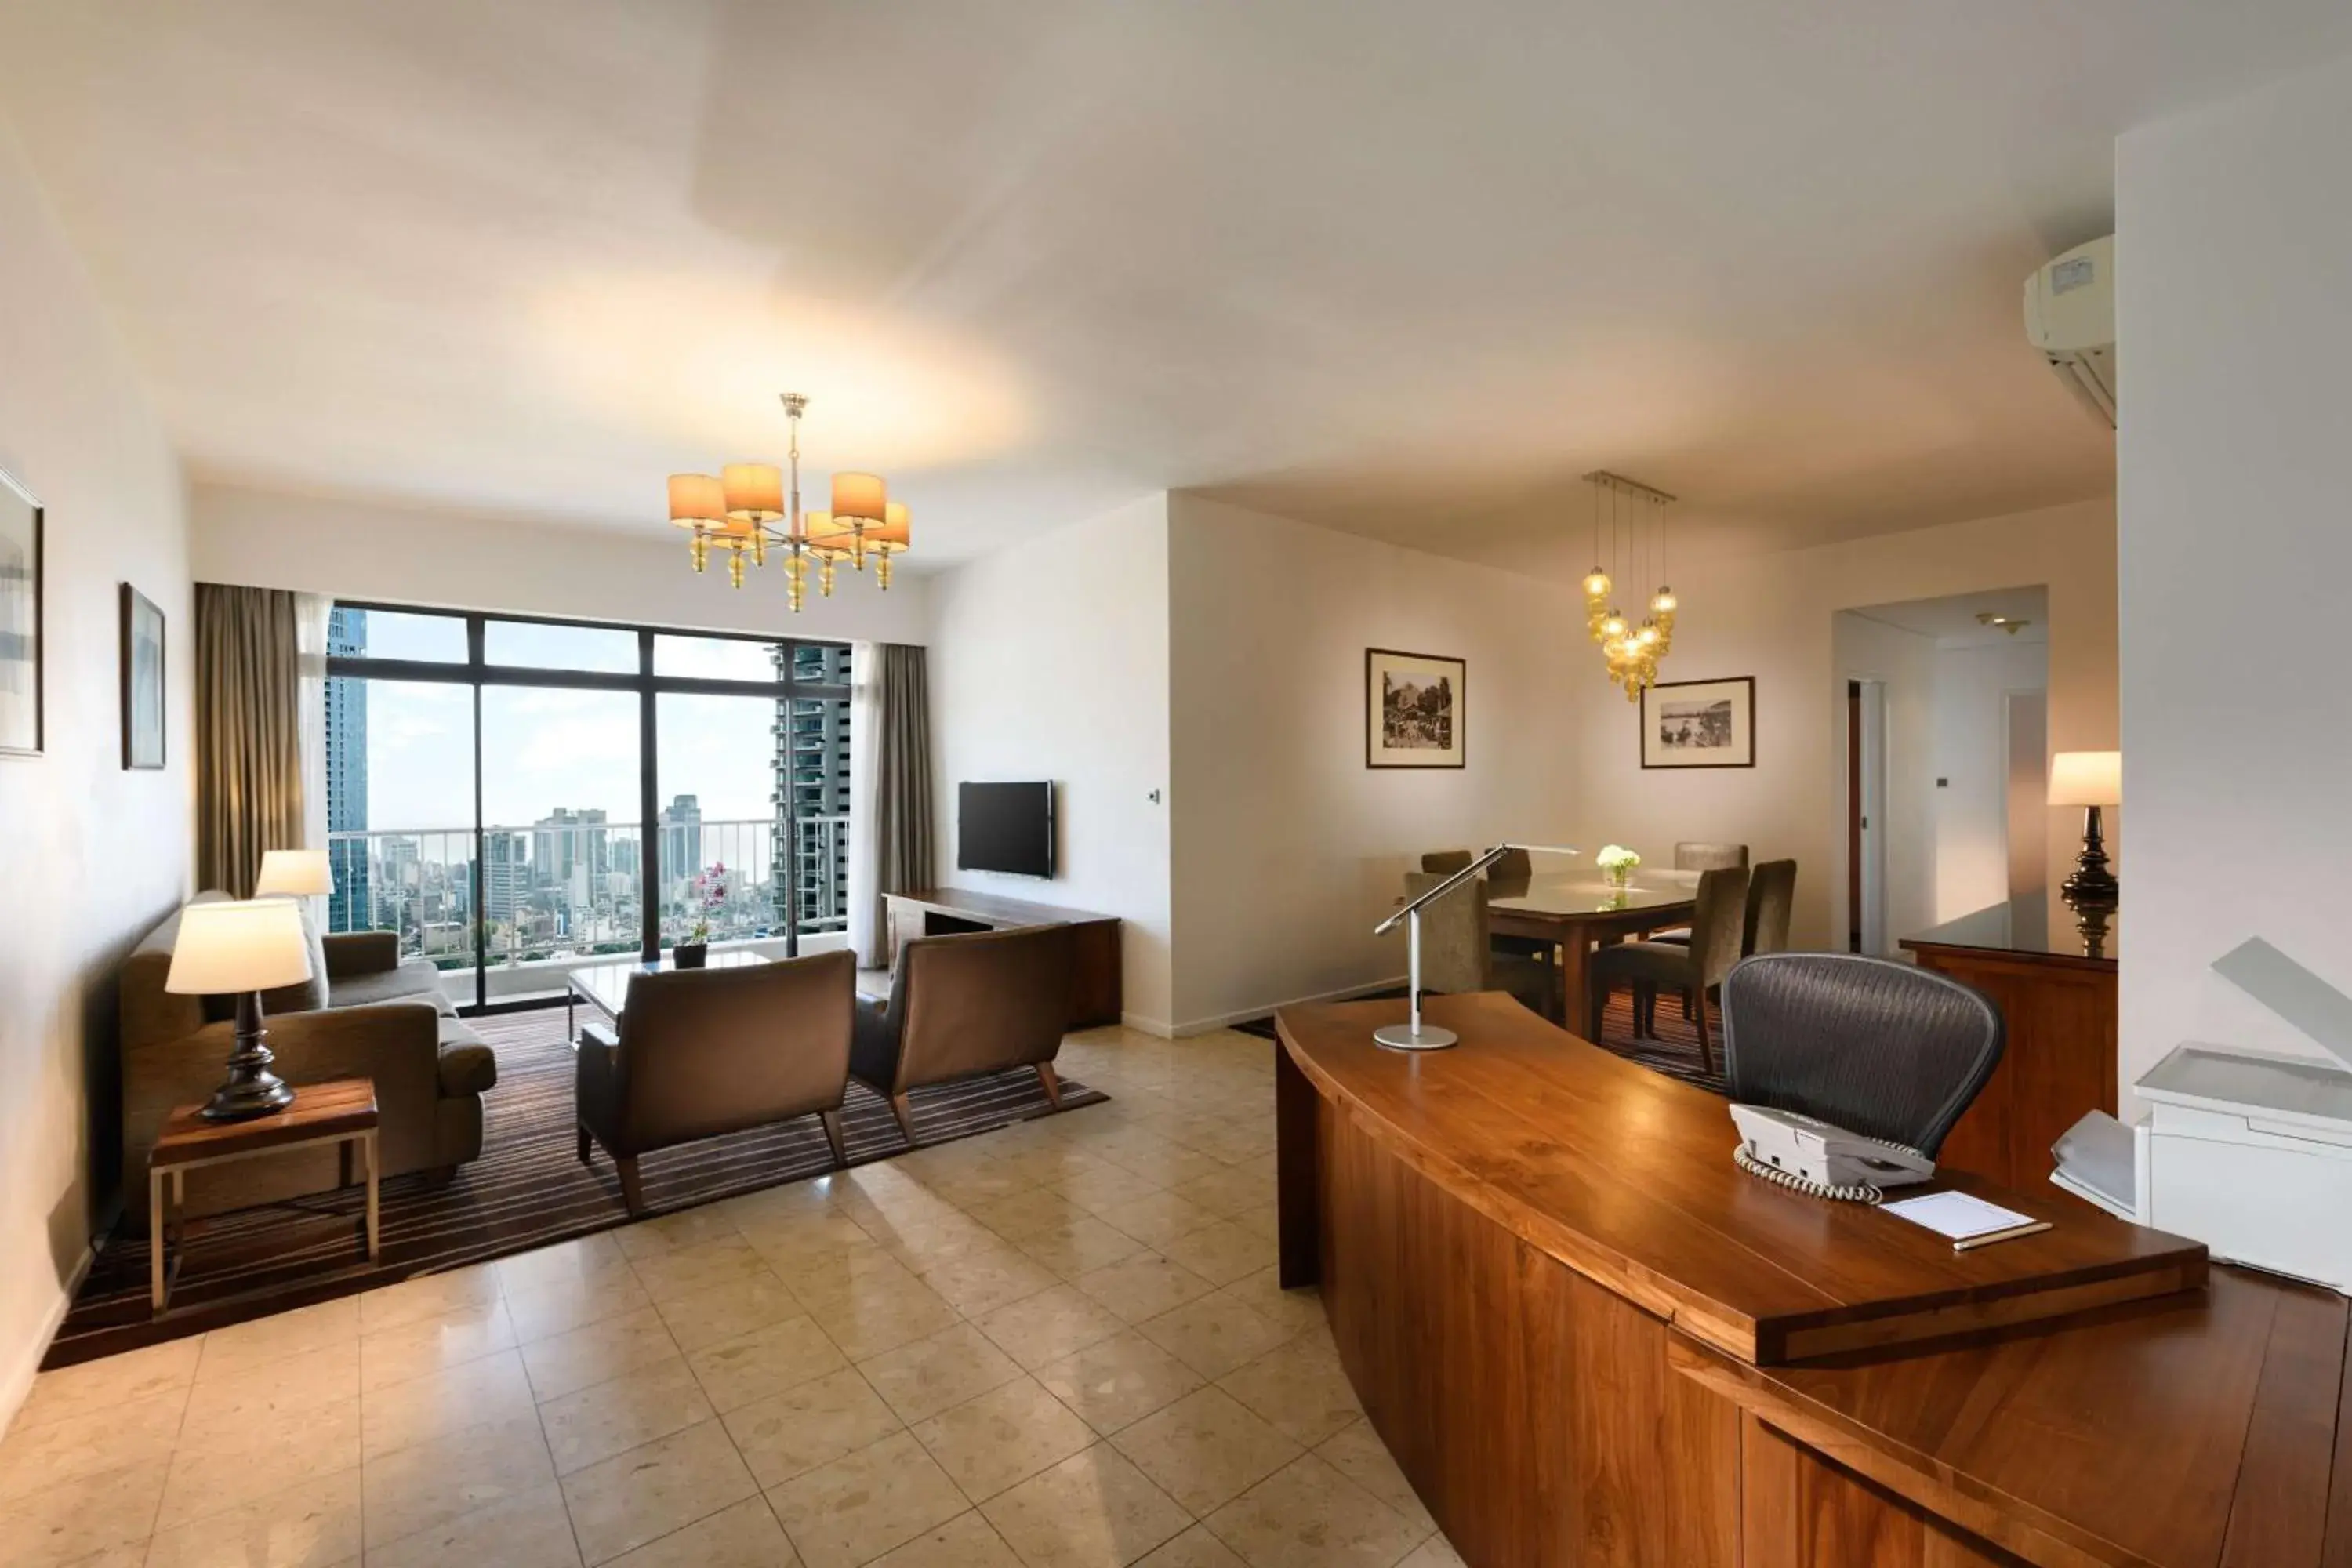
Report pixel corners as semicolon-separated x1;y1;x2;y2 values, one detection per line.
576;950;855;1215
853;924;1076;1145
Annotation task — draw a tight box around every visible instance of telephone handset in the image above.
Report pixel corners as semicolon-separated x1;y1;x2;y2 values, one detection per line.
1729;1104;1935;1204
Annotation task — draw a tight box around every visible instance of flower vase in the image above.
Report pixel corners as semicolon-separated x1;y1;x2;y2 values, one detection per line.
673;942;708;970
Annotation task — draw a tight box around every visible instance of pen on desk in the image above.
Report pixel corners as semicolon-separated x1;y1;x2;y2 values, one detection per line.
1952;1219;2054;1252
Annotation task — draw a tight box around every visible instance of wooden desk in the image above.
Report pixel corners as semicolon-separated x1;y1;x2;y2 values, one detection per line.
1902;894;2118;1190
148;1079;379;1312
883;887;1122;1028
1273;993;2336;1567
1485;872;1697;1025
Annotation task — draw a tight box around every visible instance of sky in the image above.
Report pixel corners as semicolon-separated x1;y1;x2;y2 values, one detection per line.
343;610;802;833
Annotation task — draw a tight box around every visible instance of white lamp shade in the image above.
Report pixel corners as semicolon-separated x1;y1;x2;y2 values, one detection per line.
2048;750;2122;808
164;899;314;995
254;848;336;898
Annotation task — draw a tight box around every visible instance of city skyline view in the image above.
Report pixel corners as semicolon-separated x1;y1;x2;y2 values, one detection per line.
325;606;853;989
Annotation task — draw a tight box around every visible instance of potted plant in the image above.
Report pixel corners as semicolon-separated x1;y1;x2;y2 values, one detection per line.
674;862;728;969
1596;844;1640;891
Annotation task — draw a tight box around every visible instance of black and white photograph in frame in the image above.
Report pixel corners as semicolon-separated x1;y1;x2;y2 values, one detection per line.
1642;675;1755;768
0;466;41;758
1366;647;1465;768
121;583;166;770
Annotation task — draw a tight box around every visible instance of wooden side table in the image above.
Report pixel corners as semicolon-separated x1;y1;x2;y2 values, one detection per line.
147;1077;380;1312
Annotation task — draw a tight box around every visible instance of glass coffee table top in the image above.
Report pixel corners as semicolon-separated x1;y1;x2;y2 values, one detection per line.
567;950;770;1024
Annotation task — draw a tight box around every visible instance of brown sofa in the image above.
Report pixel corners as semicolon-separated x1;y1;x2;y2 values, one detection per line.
120;894;497;1221
575;950;855;1215
854;924;1076;1145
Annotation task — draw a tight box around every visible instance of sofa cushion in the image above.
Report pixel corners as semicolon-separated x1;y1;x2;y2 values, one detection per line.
259;902;332;1017
331;959;454;1015
437;1018;498;1097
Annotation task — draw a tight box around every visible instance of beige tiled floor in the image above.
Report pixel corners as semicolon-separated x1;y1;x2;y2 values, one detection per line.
0;1025;1468;1568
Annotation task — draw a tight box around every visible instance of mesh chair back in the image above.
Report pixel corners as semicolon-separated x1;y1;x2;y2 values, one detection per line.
1675;841;1750;872
1743;860;1797;956
1720;953;2003;1156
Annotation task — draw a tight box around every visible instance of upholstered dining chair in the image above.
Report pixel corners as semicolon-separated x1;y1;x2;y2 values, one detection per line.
1586;865;1749;1073
1402;872;1555;1018
1741;859;1798;956
1421;849;1475;874
1719;952;2005;1156
1675;842;1751;872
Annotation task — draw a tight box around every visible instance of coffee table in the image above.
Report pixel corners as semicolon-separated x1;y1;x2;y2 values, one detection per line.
565;950;770;1041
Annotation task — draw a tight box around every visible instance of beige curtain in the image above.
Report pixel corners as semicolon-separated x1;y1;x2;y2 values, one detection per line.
848;643;933;965
196;583;306;896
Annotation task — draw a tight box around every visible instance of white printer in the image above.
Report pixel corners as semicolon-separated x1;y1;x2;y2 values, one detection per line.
2053;938;2352;1295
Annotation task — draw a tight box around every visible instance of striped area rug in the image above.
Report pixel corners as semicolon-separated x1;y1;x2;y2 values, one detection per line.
1233;983;1729;1094
45;1010;1106;1369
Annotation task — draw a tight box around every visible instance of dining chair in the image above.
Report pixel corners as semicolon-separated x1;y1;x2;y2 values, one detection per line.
1402;872;1554;1017
1742;859;1798;956
1675;842;1751;872
1586;866;1748;1074
1720;952;2004;1156
1421;850;1475;875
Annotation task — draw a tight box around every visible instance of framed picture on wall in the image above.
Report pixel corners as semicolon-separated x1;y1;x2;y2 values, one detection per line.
1366;648;1465;768
120;583;166;769
0;466;41;758
1642;675;1755;768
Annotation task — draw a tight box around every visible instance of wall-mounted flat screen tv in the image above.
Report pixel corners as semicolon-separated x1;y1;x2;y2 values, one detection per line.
958;781;1054;878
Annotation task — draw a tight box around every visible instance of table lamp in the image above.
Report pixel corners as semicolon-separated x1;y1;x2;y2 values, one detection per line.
2049;750;2121;910
164;899;310;1120
253;848;335;900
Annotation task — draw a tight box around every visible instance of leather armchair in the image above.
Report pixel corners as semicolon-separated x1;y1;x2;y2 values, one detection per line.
853;924;1076;1145
576;949;855;1215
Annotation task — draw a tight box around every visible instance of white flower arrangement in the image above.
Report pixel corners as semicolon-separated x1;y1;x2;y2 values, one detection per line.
1595;844;1641;873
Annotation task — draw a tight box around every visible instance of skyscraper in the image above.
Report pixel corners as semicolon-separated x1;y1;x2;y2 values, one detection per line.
325;606;370;931
483;831;528;923
659;794;702;891
772;643;852;930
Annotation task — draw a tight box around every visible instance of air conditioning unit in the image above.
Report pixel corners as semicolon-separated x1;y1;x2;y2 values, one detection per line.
2024;234;2116;426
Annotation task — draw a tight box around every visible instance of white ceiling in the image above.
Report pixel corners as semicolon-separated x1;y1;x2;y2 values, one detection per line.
2;1;2347;576
1849;585;2049;646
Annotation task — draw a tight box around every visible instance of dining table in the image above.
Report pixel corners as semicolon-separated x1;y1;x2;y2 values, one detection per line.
1484;869;1700;1030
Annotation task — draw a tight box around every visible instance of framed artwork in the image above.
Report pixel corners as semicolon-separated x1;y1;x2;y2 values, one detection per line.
0;466;41;758
1642;675;1755;768
121;583;166;769
1366;648;1465;768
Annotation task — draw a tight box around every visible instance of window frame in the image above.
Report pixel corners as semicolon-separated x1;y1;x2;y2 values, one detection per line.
325;601;852;1011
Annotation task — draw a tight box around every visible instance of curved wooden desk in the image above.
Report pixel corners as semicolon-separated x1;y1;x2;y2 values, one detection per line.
1274;992;2348;1568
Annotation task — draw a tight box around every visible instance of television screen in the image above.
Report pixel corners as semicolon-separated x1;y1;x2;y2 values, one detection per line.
958;781;1054;878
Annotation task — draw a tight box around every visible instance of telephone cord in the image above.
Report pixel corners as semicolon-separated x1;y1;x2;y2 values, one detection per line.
1733;1143;1885;1204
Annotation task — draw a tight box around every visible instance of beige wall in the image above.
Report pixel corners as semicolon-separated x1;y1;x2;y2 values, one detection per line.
0;119;191;1431
1569;497;2117;951
191;481;931;645
925;495;1174;1030
1166;495;1583;1032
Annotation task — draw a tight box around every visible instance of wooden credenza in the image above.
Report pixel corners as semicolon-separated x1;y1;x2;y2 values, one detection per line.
1274;992;2343;1568
881;886;1123;1029
1900;894;2118;1190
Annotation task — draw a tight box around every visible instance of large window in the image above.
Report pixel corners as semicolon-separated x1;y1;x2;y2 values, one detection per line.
324;604;852;1009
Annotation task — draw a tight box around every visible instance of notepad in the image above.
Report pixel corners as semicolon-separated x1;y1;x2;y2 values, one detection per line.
1882;1191;2052;1250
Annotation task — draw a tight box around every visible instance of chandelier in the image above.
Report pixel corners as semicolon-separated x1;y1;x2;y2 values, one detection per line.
1579;471;1678;701
666;393;910;612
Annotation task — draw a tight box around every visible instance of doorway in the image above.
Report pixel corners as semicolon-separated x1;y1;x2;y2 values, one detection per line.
1848;679;1888;953
2004;690;2049;902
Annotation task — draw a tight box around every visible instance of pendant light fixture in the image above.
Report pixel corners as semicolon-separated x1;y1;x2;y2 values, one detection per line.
665;394;912;610
1580;471;1678;700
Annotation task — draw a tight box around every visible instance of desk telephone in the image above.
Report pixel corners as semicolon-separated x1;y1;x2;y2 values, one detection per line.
1730;1104;1936;1204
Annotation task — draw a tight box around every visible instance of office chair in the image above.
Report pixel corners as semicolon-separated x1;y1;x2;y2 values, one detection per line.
1719;952;2004;1157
